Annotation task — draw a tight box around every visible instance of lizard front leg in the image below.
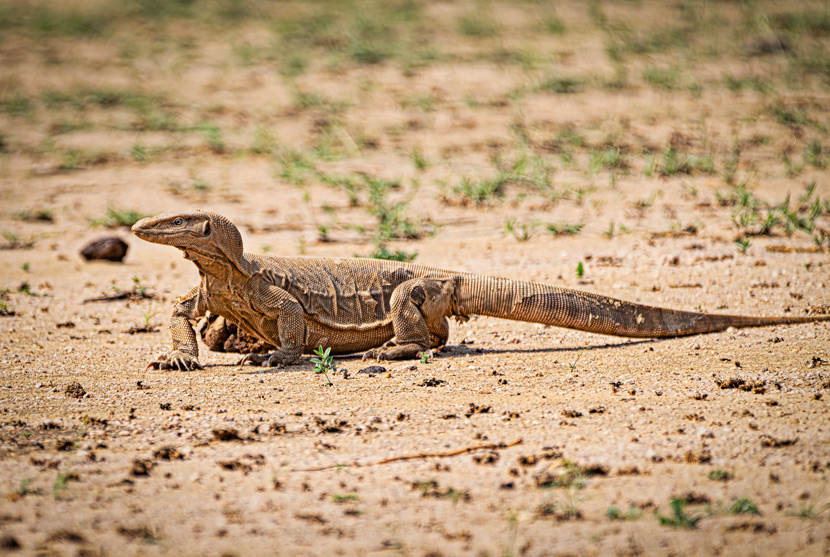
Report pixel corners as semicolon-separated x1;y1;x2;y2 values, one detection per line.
364;278;454;361
238;285;306;367
148;285;205;371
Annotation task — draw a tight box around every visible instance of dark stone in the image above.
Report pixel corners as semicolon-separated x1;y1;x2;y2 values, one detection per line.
80;237;128;262
358;366;387;375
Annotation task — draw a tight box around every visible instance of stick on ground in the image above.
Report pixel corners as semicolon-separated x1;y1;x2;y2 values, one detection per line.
291;438;522;472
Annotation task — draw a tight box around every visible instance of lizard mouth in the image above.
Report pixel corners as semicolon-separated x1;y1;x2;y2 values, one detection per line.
131;226;178;243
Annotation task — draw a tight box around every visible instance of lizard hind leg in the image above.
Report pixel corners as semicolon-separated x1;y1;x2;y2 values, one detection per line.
364;278;454;361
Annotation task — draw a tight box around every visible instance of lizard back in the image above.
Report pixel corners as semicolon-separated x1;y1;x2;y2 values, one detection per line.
245;255;456;329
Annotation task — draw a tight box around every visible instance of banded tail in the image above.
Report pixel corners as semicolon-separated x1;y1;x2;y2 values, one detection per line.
454;276;829;338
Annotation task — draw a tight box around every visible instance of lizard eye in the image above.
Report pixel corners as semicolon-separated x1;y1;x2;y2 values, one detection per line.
173;218;183;226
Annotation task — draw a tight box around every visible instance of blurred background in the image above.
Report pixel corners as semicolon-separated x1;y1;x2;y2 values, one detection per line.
0;0;827;262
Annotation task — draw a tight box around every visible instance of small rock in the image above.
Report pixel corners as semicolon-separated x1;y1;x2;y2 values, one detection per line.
358;366;386;375
64;382;86;399
80;237;128;262
212;428;241;441
0;534;21;551
131;459;151;476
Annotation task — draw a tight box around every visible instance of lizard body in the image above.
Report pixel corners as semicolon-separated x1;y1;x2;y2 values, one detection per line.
132;211;829;370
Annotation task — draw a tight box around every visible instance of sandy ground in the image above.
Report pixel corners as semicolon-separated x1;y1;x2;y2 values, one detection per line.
0;1;829;555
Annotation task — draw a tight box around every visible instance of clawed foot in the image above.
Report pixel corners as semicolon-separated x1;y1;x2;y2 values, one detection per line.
237;351;299;368
146;351;202;371
361;348;387;361
237;353;276;367
362;343;428;361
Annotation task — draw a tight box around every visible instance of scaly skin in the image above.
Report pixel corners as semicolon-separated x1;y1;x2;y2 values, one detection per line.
131;210;830;369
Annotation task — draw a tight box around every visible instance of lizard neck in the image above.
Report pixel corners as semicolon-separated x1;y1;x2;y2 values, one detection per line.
184;249;251;284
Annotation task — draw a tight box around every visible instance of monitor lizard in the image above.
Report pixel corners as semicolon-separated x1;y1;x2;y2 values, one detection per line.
132;210;829;370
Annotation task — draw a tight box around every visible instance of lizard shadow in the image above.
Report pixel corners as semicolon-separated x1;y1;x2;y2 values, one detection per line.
230;338;659;374
438;338;658;357
232;353;368;375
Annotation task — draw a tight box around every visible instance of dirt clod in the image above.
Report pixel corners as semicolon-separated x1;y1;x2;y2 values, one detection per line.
64;382;86;399
212;428;242;442
153;446;183;460
760;435;798;448
0;534;21;550
131;459;152;476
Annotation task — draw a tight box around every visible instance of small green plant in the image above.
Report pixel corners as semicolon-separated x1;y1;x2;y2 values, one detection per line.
657;498;701;529
91;207;147;228
331;493;359;503
544;16;566;34
1;93;34;118
310;346;336;386
537;75;583;94
21;262;30;272
53;471;75;499
504;218;537;242
190;176;210;192
18;282;34;296
729;498;760;515
546;223;584;236
142;304;159;328
789;503;829;520
707;469;732;481
130;143;148;162
589;147;626;173
723;75;771;94
536;459;597;490
607;505;642;521
452;175;507;206
250;126;277;155
16;478;38;496
364;175;421;241
768;104;808;127
276;149;317;185
568;351;582;373
735;237;750;254
576;261;584;278
457;14;499;37
803;140;825;168
420;351;431;364
643;66;679;90
368;245;417;262
14;208;54;222
195;122;224;154
132;276;147;296
781;151;802;177
411;146;429;171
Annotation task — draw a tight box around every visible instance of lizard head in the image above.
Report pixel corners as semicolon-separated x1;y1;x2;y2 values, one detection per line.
131;210;243;265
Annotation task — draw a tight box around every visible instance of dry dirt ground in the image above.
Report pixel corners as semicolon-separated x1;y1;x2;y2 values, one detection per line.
1;1;829;555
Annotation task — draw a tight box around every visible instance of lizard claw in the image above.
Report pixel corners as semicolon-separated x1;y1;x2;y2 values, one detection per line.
147;351;201;371
239;351;299;367
361;349;388;361
237;353;268;366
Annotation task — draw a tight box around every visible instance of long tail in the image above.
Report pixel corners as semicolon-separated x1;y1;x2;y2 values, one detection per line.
453;276;829;338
